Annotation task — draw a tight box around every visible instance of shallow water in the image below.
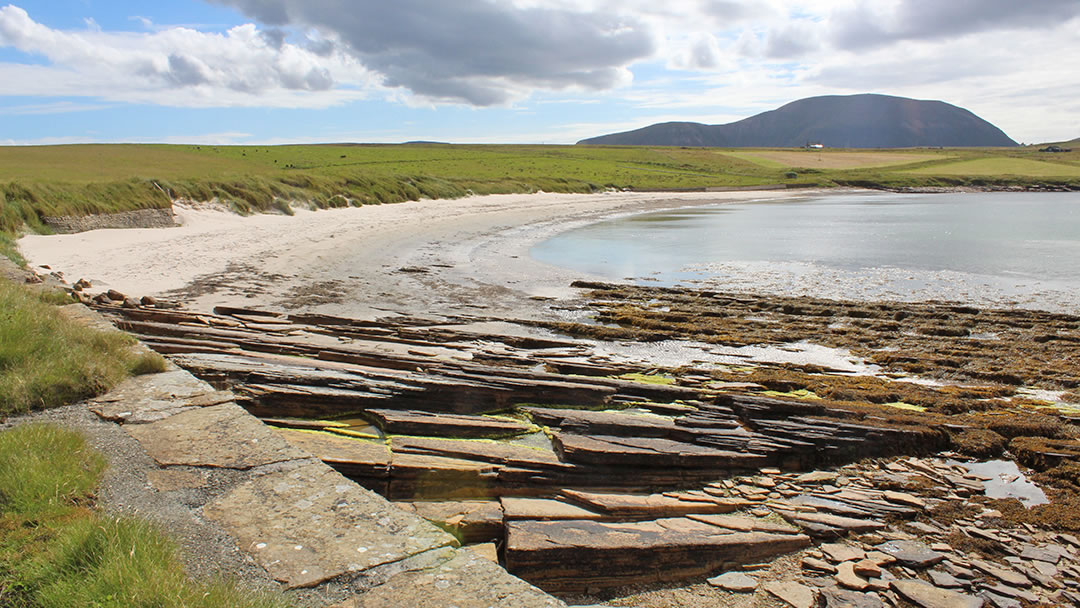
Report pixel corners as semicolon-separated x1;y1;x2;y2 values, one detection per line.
531;191;1080;313
951;460;1049;507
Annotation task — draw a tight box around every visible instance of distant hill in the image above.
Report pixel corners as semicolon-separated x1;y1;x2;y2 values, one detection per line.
578;94;1018;148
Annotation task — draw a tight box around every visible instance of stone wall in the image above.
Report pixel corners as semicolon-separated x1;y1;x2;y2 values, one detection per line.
42;207;176;234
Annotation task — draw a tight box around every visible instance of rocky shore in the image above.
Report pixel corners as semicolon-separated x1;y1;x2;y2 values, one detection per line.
18;190;1080;607
70;284;1080;607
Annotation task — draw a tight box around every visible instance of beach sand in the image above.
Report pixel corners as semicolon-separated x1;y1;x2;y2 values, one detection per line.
20;190;806;319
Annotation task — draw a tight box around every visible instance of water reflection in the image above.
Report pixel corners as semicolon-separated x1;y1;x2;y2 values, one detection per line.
531;191;1080;313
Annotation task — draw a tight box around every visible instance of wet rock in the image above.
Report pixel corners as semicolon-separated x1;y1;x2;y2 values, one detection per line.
891;579;985;608
707;571;758;592
764;581;817;608
876;540;945;568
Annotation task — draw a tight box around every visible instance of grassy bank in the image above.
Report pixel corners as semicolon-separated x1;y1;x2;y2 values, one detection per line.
2;143;1078;240
0;277;165;416
0;423;292;608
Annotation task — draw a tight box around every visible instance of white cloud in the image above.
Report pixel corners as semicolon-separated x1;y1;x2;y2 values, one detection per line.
0;4;374;108
0;1;1077;142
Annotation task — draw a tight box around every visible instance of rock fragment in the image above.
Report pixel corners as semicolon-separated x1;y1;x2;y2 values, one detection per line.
764;580;817;608
706;571;757;592
891;579;985;608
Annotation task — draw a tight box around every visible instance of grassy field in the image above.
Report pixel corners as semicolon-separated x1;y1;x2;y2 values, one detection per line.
0;423;293;608
718;149;951;170
904;156;1080;177
0;277;166;416
1;143;1079;238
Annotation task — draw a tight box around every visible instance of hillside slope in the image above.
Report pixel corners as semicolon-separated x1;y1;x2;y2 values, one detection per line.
579;94;1017;148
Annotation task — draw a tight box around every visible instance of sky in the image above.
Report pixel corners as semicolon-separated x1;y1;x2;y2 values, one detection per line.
1;0;1078;146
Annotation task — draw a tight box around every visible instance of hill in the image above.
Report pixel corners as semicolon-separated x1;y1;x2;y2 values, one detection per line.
578;94;1018;148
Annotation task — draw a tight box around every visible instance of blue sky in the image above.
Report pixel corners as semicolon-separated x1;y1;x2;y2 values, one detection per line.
1;1;1078;145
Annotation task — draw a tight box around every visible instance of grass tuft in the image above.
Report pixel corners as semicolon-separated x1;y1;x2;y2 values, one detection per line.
0;424;105;519
0;424;294;608
0;278;146;415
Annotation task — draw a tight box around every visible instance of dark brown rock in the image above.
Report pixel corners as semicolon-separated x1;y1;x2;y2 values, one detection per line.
505;518;810;593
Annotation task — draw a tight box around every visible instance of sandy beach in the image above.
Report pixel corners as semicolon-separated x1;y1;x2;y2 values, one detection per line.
20;190;807;319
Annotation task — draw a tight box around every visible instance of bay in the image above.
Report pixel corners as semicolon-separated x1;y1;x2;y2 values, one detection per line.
531;191;1080;313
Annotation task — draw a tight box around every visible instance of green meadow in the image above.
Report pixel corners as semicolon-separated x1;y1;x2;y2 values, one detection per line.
1;142;1079;237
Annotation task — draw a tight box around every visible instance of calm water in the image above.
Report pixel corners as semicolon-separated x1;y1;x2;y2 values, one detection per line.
531;191;1080;312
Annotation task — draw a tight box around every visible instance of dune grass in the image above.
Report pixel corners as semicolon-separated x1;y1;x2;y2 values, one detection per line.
0;277;166;416
0;424;293;608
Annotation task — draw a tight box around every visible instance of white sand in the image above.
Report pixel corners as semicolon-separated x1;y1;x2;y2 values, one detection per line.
19;190;805;319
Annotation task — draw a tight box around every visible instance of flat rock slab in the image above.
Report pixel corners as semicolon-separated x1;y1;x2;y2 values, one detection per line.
707;571;758;592
781;510;886;535
340;547;565;608
688;513;801;535
892;579;985;608
275;428;390;477
365;409;533;438
89;369;233;424
203;461;456;589
553;433;764;468
764;580;817;608
561;489;748;517
876;540;945;569
505;518;810;593
405;500;504;544
390;436;565;470
501;497;606;521
388;453;501;500
821;588;886;608
523;406;681;438
126;403;308;469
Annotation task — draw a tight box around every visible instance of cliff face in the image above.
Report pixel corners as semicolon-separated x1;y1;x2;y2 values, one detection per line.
579;94;1018;148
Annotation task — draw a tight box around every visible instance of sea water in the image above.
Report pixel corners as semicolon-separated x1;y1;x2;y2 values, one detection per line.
531;191;1080;313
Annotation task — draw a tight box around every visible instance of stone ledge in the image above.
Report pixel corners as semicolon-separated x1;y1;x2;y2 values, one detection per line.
70;303;564;607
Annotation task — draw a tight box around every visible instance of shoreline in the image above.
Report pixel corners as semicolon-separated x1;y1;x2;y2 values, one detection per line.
18;189;818;320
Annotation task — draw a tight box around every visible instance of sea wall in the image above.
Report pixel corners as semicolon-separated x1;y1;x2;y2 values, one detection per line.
42;207;176;234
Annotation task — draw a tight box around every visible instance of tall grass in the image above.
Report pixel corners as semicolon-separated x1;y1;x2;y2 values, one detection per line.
0;424;105;519
0;277;166;415
0;424;293;608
